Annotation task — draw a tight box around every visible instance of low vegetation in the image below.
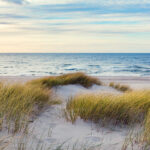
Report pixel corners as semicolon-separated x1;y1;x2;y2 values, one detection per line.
28;72;101;88
65;91;150;144
109;82;131;92
0;73;100;133
15;136;100;150
0;83;52;133
144;109;150;145
1;73;150;148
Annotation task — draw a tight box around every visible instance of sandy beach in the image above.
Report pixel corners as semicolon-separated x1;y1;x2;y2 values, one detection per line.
1;0;150;148
0;75;149;150
1;76;150;90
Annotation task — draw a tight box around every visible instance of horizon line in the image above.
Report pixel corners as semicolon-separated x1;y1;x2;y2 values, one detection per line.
0;52;150;54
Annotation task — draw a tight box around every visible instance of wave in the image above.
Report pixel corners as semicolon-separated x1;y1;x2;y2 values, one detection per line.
1;53;150;76
62;64;72;67
65;68;78;71
88;65;100;68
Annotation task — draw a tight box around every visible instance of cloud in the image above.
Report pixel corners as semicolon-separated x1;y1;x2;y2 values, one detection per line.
0;13;29;19
2;0;26;5
28;2;150;18
0;21;12;24
27;0;150;5
0;0;150;52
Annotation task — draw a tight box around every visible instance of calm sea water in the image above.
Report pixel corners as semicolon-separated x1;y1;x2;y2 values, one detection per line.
0;53;150;76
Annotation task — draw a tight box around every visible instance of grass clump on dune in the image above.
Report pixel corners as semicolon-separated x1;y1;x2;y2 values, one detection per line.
28;72;101;88
144;109;150;144
66;91;150;124
109;82;131;92
65;91;150;144
0;73;99;133
0;83;52;133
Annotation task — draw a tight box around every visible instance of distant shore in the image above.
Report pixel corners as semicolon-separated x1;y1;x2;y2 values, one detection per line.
0;75;150;89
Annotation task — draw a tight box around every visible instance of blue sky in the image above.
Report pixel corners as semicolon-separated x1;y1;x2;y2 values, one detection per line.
0;0;150;53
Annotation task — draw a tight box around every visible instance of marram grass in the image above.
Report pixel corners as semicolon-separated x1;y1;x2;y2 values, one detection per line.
144;109;150;145
0;73;100;133
65;91;150;144
109;82;131;92
28;72;101;88
0;83;51;133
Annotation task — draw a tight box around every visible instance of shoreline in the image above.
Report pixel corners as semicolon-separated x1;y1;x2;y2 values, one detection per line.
0;75;150;89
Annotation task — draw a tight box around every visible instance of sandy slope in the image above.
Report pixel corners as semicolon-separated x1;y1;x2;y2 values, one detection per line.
0;76;150;89
25;85;137;150
0;76;149;149
100;76;150;90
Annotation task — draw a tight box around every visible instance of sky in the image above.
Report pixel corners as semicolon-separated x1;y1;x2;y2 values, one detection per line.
0;0;150;53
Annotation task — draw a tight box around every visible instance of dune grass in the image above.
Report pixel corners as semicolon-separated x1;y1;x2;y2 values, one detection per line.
144;109;150;145
65;91;150;144
28;72;101;88
0;83;53;133
66;91;150;124
109;82;131;92
0;73;100;133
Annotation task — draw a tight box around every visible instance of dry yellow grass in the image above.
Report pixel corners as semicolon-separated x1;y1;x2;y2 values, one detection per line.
109;82;131;92
65;91;150;145
28;72;101;88
0;83;52;133
0;73;100;133
144;109;150;145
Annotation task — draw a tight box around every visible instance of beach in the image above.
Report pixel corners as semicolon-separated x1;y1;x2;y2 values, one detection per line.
1;76;150;89
0;75;149;150
1;0;150;148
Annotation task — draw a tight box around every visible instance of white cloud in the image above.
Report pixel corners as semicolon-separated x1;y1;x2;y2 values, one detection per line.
26;0;150;5
1;0;26;5
0;0;150;52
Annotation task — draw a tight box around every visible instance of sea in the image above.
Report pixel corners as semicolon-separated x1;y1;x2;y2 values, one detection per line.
0;53;150;76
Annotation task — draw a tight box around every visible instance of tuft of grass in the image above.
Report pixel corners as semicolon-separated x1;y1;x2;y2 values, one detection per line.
65;91;150;145
66;91;150;124
28;72;101;88
144;109;150;145
15;134;101;150
0;83;54;133
109;82;131;92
